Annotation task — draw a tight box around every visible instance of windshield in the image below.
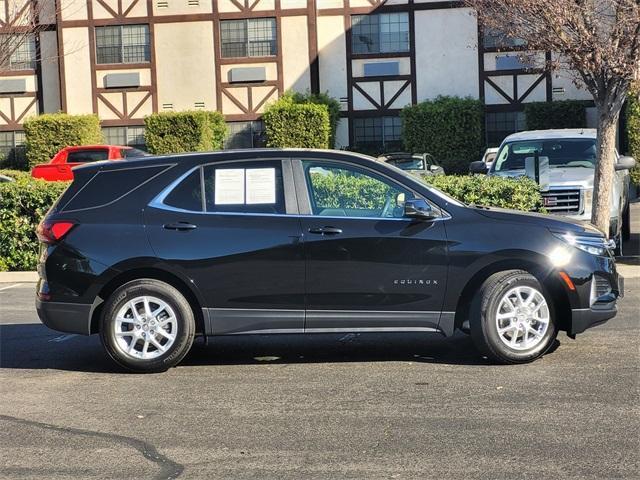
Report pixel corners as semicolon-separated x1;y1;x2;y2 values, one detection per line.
492;139;596;172
388;157;425;171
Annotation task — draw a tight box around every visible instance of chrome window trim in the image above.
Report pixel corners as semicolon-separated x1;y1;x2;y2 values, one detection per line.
149;162;452;222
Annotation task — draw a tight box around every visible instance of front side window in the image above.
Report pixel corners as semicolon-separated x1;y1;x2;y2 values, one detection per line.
352;13;409;54
353;116;402;154
0;34;36;70
96;25;150;64
303;161;414;219
220;18;276;58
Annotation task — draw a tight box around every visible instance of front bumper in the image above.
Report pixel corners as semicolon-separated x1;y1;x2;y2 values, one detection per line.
36;298;92;335
570;304;617;335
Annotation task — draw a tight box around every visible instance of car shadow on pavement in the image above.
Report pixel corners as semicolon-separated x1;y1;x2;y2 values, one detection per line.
0;323;561;373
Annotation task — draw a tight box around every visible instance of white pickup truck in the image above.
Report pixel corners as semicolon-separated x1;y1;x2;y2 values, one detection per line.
471;129;636;254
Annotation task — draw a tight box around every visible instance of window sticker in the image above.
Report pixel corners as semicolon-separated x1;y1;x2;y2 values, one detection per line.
214;169;245;205
246;168;276;204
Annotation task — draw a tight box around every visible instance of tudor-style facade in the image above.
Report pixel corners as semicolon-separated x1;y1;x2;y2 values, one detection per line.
0;0;597;159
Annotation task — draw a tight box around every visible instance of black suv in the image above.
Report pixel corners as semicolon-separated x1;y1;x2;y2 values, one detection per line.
36;150;623;372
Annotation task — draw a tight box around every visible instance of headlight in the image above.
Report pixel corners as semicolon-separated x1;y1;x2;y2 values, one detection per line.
583;188;593;210
552;231;614;256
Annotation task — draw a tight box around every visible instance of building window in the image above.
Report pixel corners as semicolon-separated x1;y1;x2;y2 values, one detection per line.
0;131;26;165
0;35;36;70
483;28;527;49
96;25;150;64
485;111;526;146
102;126;146;149
220;18;276;58
353;116;402;153
352;13;409;55
225;121;265;149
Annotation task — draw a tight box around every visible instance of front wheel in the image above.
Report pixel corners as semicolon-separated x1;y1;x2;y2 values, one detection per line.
470;270;557;364
100;279;195;373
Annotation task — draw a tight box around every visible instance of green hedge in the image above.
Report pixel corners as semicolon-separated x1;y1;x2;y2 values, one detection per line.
308;170;542;213
0;174;69;271
144;110;227;155
626;86;640;186
524;101;587;130
286;91;341;148
423;174;543;211
401;96;484;175
263;96;330;149
24;113;103;168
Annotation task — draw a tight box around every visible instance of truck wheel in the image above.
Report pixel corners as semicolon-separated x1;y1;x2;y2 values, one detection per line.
622;201;630;241
100;279;195;373
470;270;557;364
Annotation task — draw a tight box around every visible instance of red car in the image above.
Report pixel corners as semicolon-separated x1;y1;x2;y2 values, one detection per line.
31;145;146;182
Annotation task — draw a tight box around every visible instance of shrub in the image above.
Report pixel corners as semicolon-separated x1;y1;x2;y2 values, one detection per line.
0;175;69;270
144;110;227;155
423;174;543;212
524;100;587;130
401;96;484;175
0;169;31;181
626;86;640;186
23;113;103;168
310;170;392;210
287;91;341;148
263;96;330;148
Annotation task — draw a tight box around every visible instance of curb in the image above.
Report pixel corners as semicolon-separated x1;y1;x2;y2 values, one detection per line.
0;272;39;283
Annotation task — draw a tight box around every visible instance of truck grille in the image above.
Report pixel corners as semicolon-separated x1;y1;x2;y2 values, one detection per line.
541;189;581;213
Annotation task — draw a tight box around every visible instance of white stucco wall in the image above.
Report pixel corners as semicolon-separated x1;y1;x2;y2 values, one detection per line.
62;27;93;114
414;8;479;101
154;21;217;111
281;16;311;93
317;15;347;109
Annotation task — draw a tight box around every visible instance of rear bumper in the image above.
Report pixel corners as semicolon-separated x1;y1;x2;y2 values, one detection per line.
570;303;618;336
36;298;92;335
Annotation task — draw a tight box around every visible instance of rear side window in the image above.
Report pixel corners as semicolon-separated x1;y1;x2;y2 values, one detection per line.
203;160;285;214
67;149;110;163
61;165;169;211
164;169;203;211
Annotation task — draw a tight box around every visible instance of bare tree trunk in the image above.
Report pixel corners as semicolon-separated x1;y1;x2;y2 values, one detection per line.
591;107;620;237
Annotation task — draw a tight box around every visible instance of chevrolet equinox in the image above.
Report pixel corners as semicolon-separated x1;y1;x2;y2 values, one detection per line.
36;150;623;372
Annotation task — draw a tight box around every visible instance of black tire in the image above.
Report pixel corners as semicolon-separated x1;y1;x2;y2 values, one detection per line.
99;279;195;373
622;201;631;241
470;270;557;364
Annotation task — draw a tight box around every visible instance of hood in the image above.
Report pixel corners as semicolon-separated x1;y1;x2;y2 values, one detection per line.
472;206;604;236
491;167;595;188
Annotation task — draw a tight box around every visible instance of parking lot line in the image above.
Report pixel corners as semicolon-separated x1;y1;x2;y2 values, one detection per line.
0;283;21;292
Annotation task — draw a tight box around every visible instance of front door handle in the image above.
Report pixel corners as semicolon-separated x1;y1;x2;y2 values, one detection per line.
164;222;198;231
308;226;343;235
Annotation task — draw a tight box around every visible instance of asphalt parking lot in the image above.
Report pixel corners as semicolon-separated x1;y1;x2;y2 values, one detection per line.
1;203;639;479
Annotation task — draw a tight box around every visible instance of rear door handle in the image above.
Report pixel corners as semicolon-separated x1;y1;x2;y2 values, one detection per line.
308;226;342;235
163;222;198;231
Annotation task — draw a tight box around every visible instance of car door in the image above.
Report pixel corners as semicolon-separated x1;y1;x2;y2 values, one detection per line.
145;158;305;334
293;158;449;332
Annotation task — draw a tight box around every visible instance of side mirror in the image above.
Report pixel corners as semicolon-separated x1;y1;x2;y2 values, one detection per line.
615;156;636;171
404;199;437;220
469;160;488;174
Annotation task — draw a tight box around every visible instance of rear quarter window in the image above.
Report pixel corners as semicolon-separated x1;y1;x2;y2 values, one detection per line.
60;165;170;212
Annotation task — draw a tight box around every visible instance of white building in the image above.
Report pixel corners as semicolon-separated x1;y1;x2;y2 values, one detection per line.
0;0;597;158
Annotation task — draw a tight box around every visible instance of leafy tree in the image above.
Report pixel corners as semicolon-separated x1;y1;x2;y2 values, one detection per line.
466;0;640;236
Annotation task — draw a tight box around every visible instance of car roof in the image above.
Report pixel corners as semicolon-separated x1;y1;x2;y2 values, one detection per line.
64;145;130;151
503;129;597;142
72;148;379;173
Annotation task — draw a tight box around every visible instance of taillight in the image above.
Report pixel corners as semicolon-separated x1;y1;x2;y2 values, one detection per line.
36;221;75;244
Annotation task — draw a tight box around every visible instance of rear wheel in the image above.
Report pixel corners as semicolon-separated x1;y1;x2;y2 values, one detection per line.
100;279;195;373
470;270;557;364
